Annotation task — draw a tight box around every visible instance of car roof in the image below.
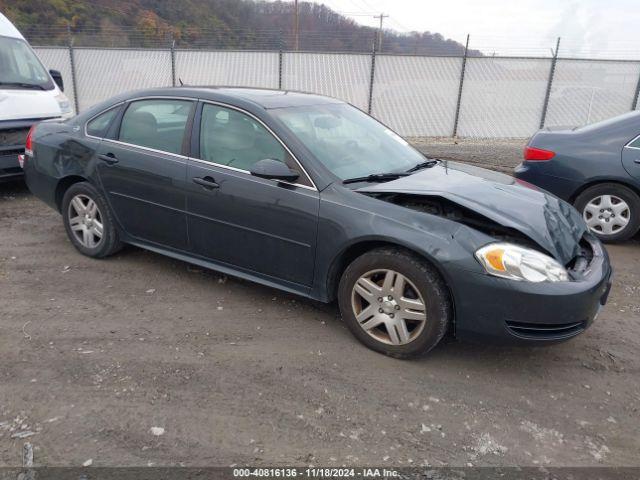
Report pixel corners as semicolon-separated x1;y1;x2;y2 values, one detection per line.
123;87;345;110
573;109;640;134
0;13;24;40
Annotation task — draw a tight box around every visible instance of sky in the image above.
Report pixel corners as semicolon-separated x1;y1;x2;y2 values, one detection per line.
312;0;640;58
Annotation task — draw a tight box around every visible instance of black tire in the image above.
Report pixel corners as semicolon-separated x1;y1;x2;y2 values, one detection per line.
574;183;640;243
338;247;451;359
61;181;122;258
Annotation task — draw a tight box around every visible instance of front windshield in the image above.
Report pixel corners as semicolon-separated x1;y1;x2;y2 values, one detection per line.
0;36;53;89
272;103;425;180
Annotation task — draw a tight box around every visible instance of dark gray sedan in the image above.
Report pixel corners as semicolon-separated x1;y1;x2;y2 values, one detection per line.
22;87;611;358
515;111;640;242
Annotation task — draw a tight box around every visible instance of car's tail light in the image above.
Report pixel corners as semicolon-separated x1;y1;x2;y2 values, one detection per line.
524;146;555;161
24;125;35;157
20;125;36;168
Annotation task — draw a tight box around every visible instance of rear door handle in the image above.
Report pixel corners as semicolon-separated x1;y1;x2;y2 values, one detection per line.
98;153;119;165
634;158;640;164
193;176;219;190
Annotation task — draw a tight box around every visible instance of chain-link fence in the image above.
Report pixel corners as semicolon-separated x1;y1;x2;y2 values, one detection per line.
32;41;640;139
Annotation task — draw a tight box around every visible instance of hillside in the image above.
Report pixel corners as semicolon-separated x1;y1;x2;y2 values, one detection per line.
1;0;478;55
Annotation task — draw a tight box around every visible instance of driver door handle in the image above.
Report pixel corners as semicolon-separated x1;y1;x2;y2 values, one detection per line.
98;153;119;165
193;176;219;190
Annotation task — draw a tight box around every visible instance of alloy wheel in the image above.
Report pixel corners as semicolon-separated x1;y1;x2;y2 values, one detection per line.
351;269;427;346
68;194;104;248
583;194;630;236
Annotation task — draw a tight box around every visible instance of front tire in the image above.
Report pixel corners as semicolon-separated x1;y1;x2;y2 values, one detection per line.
574;183;640;242
338;248;451;359
62;181;122;258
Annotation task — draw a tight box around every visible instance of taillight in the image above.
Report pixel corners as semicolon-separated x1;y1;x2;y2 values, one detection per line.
25;125;35;156
20;125;36;168
524;146;555;161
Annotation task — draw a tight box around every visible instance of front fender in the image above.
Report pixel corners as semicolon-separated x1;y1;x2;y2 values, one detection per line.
311;184;488;302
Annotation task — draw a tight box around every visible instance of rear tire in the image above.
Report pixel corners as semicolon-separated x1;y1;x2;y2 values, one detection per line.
574;183;640;242
338;248;451;359
61;181;122;258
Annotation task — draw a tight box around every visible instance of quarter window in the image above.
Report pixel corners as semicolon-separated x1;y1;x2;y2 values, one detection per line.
86;107;119;138
119;99;193;155
628;136;640;149
199;104;310;186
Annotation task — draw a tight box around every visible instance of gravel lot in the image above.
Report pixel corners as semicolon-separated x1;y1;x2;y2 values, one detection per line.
0;140;639;468
412;137;525;172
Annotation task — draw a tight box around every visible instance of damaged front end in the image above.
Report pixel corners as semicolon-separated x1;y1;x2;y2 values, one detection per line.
348;162;611;344
361;191;596;281
364;192;542;250
355;161;588;267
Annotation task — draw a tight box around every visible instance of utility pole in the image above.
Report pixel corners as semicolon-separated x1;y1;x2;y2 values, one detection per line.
293;0;300;51
373;13;389;52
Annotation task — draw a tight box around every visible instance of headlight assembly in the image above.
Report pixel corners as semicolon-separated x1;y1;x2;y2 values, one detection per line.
475;242;569;283
55;93;73;117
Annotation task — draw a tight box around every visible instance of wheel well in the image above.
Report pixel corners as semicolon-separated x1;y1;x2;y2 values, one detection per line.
326;240;452;302
327;240;456;337
55;176;87;212
569;179;640;204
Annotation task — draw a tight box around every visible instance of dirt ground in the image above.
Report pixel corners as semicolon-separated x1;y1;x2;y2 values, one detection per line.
411;137;525;173
0;141;639;468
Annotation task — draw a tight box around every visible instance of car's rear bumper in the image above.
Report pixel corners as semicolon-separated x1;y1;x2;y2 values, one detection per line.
23;157;59;210
514;162;580;202
448;238;612;345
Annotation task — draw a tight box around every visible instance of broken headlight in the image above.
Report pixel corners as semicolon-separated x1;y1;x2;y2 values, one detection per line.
475;243;569;283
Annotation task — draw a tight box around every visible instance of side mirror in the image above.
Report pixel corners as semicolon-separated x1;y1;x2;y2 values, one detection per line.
49;69;64;91
250;158;300;183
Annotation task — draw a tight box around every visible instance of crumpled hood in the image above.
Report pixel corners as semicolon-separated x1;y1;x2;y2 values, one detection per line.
357;161;586;264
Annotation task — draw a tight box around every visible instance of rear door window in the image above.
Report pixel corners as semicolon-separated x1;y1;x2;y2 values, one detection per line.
119;99;193;155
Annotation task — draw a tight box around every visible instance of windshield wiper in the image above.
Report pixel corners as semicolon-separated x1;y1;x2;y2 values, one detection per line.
342;172;410;185
406;159;439;173
0;82;45;90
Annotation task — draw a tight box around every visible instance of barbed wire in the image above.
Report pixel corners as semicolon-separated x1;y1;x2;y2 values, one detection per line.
18;25;640;60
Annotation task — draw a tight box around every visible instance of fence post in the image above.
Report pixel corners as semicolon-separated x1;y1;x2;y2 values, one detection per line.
278;50;284;90
67;25;80;114
367;33;377;115
452;34;470;138
278;30;284;90
539;37;561;129
631;64;640;111
170;34;177;87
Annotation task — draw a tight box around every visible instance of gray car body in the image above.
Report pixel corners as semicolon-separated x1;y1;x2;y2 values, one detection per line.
23;87;612;344
515;111;640;203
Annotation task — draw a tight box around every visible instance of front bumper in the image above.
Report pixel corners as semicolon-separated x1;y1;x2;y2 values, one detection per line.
1;119;38;182
0;150;23;181
449;237;612;345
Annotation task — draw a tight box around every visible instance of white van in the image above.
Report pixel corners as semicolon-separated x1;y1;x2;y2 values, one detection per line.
0;12;73;181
